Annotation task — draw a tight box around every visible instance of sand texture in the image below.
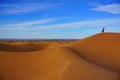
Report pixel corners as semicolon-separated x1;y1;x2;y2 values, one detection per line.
0;33;120;80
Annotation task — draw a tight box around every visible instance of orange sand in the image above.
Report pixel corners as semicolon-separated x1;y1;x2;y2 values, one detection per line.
70;33;120;71
0;33;120;80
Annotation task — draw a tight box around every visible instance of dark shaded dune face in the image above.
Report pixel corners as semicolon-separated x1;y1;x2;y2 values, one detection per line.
0;43;48;52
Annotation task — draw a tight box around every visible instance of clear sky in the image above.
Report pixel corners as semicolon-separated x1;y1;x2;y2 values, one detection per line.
0;0;120;39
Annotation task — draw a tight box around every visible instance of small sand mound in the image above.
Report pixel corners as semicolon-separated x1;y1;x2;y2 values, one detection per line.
0;43;48;52
70;32;120;71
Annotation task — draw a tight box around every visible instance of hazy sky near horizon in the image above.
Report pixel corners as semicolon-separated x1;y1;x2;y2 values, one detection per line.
0;0;120;39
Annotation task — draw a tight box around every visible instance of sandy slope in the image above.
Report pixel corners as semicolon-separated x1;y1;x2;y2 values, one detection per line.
0;32;120;80
70;32;120;71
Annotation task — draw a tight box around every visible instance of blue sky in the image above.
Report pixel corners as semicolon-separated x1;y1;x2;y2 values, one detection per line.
0;0;120;39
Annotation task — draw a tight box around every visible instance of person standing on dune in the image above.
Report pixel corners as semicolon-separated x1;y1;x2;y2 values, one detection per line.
101;27;105;33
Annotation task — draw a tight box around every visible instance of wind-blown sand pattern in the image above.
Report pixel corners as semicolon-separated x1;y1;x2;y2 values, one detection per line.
0;33;120;80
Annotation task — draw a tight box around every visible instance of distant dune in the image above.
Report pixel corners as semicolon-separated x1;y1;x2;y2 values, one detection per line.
0;33;120;80
0;42;48;52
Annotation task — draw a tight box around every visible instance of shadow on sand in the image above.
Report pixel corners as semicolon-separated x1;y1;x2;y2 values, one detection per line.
0;43;48;52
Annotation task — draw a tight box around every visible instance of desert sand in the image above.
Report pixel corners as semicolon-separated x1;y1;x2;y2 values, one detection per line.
0;32;120;80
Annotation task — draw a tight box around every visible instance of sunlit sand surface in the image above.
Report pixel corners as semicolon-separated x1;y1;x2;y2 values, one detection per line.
70;33;120;71
0;33;120;80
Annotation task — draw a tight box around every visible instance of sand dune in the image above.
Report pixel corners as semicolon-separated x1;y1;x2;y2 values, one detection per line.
0;33;120;80
0;42;49;52
70;32;120;71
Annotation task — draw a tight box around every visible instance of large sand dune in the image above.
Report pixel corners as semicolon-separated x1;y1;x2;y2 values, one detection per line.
70;33;120;71
0;33;120;80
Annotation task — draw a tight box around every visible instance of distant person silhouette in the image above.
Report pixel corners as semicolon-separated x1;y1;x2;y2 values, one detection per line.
101;27;105;33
